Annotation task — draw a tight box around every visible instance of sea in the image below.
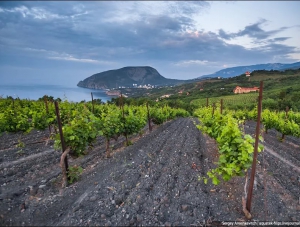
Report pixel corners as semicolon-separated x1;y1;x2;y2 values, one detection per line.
0;84;113;103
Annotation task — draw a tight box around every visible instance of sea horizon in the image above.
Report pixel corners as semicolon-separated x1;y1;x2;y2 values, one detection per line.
0;83;113;103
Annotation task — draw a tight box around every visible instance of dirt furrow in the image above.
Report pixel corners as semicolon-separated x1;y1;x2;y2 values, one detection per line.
244;121;300;162
1;118;300;226
260;150;300;200
17;119;178;226
264;146;300;173
56;118;192;226
0;149;56;169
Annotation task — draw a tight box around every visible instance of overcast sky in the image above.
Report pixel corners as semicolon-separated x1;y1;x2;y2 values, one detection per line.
0;1;300;86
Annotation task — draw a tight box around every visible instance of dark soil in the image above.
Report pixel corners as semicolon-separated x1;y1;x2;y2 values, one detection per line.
0;118;299;226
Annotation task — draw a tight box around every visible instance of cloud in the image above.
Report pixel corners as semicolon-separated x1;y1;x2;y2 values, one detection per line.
271;37;291;42
48;56;113;64
0;1;299;82
0;5;67;20
174;60;209;66
219;19;291;40
167;1;210;16
21;47;114;64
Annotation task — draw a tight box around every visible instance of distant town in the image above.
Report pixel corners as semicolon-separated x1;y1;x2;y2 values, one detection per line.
117;84;157;89
106;83;165;96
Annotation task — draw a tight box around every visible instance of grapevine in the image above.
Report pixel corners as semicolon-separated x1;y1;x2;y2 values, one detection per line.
194;106;263;185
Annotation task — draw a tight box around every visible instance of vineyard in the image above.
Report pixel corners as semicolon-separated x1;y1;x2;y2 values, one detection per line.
0;96;300;225
190;93;259;110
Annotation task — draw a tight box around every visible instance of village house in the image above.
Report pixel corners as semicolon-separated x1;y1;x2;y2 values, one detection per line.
233;86;259;94
160;94;172;98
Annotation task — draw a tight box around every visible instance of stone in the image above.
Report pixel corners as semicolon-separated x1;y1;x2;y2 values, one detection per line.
89;196;97;202
104;221;111;226
39;185;46;189
115;195;123;205
20;203;25;211
36;189;44;197
29;187;37;196
165;222;172;227
129;218;135;225
182;205;188;211
136;214;143;223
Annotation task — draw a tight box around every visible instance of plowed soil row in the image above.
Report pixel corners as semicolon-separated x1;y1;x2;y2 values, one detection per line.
0;118;299;226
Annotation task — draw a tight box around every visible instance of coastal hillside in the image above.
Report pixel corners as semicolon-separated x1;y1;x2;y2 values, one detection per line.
77;66;185;89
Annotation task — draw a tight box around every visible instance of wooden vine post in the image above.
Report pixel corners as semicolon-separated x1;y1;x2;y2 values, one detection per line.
44;95;51;133
44;95;49;113
146;101;152;132
281;106;290;140
106;138;111;158
220;99;223;115
119;94;122;110
12;97;15;109
91;92;94;113
54;101;70;187
120;93;129;146
246;81;263;214
206;97;209;107
11;97;17;131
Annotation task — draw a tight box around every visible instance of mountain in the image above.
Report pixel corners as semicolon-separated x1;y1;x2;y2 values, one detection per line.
197;62;300;79
77;66;185;89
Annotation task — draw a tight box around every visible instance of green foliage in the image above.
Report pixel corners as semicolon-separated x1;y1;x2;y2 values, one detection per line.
194;106;262;185
149;105;189;125
3;107;31;132
262;98;278;110
0;98;56;133
97;105;122;139
150;107;168;125
16;139;25;148
121;105;147;137
0;96;188;159
31;110;54;130
227;108;300;138
54;107;101;156
68;165;83;184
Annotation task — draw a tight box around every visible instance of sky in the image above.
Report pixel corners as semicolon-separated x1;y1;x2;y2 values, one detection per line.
0;1;300;86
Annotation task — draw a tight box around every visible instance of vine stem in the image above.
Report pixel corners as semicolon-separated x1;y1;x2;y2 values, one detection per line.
106;138;111;158
60;147;70;188
244;172;248;199
242;171;252;219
